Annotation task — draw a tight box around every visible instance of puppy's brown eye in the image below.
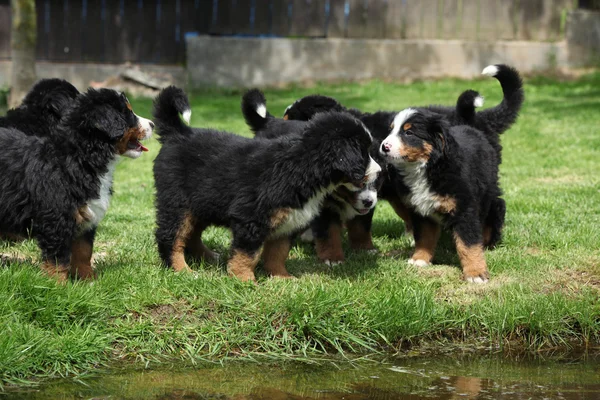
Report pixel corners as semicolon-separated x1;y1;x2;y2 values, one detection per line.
405;130;414;136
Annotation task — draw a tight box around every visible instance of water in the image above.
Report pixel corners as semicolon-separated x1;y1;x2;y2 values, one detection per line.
5;351;600;399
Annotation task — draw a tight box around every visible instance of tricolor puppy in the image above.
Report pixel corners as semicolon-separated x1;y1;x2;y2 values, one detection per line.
242;89;383;265
154;86;379;281
0;88;153;281
380;107;504;283
283;64;523;251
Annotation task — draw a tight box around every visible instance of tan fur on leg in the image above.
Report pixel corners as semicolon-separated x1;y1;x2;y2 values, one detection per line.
388;196;414;234
228;250;261;282
454;234;490;283
262;237;293;278
70;237;95;280
315;223;345;263
171;213;194;273
41;261;69;282
347;218;375;250
410;220;441;267
187;224;220;264
483;225;492;247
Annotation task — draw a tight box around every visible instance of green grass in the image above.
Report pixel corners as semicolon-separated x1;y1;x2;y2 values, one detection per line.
1;72;599;387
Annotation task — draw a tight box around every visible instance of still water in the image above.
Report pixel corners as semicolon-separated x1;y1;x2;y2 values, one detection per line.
6;351;600;399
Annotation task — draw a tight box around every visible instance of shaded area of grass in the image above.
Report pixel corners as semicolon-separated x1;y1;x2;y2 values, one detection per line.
1;72;599;387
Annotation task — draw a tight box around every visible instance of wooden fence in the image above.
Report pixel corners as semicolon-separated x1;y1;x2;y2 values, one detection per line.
0;0;580;64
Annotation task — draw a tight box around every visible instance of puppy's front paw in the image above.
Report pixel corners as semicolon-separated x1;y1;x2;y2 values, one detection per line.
408;258;431;267
324;259;343;267
464;271;490;284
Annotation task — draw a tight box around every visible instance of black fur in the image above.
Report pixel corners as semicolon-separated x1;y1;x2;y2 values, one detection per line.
242;89;383;263
154;87;374;280
0;88;151;280
0;78;79;136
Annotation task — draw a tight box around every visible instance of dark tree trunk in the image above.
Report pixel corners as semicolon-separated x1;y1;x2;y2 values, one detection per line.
9;0;36;108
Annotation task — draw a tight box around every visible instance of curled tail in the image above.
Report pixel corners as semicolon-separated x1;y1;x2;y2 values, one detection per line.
241;89;272;134
152;86;192;143
480;64;524;134
455;89;484;125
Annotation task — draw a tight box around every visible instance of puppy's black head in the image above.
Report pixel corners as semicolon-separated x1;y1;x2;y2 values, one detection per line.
20;78;79;124
65;88;154;158
379;108;448;167
303;112;381;190
283;95;346;121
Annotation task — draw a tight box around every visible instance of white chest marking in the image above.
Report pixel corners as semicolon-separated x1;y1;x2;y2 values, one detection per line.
80;159;118;232
399;163;441;218
272;185;333;237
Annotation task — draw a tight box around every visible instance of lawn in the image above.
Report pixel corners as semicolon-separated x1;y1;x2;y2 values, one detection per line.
1;72;599;387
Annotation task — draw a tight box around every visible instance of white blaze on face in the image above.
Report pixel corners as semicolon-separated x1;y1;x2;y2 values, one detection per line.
122;113;154;159
380;108;416;165
365;156;381;183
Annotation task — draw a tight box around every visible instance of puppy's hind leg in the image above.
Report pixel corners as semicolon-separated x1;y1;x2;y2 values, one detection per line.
36;220;74;282
451;213;490;283
71;228;96;280
347;211;376;252
187;222;221;264
312;211;344;265
262;236;293;278
483;197;506;249
156;210;194;273
228;223;265;282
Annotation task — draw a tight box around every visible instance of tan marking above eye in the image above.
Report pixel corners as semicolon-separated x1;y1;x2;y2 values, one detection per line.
390;122;394;131
403;123;412;131
126;102;132;111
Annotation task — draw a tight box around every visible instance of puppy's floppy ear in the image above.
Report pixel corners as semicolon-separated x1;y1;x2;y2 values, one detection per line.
426;114;450;155
81;104;129;141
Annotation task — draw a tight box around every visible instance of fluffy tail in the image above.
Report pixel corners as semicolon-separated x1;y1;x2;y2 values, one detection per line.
241;89;272;134
152;86;192;143
455;89;484;124
479;64;524;134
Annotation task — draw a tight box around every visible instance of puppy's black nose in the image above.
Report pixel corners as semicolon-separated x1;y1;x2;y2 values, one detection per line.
381;142;391;153
149;121;155;129
363;198;373;208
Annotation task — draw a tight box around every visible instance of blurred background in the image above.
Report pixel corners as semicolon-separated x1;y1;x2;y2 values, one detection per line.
1;0;599;102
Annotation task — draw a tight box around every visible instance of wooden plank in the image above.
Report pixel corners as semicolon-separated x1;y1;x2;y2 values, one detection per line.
327;0;346;38
253;0;273;35
403;0;425;39
210;0;233;34
289;0;327;37
346;0;389;39
440;0;461;39
383;0;405;39
459;0;479;40
35;0;49;60
271;0;292;36
0;3;10;59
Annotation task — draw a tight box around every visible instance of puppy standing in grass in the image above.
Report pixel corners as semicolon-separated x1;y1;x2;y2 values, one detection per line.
0;89;153;281
152;86;380;281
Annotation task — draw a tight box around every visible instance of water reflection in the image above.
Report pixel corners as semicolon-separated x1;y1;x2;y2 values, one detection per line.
5;351;600;399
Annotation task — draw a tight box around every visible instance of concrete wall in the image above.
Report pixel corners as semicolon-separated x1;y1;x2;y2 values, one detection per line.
566;10;600;66
187;36;567;88
0;62;185;91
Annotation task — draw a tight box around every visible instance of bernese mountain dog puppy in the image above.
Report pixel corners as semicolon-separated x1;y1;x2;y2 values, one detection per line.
0;88;153;281
283;64;524;252
241;89;382;265
153;86;380;281
0;78;80;136
379;106;506;283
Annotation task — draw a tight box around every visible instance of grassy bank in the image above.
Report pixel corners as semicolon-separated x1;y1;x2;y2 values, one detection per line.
1;72;599;387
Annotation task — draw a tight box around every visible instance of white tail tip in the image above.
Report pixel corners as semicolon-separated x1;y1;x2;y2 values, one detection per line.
256;104;267;119
482;65;499;77
182;109;191;125
474;96;484;108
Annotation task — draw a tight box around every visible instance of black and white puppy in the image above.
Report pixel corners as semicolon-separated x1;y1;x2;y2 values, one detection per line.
242;89;382;265
0;78;80;136
0;88;153;281
380;107;506;283
153;86;379;281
